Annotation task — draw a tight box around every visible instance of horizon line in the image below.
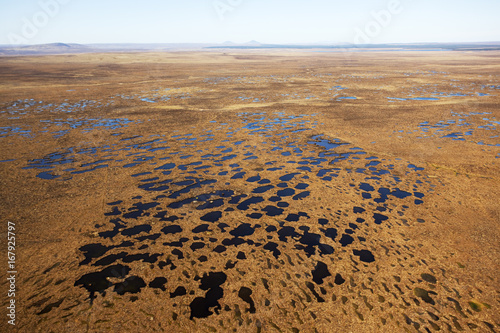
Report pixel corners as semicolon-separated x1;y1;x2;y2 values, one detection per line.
2;41;500;47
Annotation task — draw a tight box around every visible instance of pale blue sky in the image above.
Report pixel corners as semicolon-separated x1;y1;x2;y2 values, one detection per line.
0;0;499;45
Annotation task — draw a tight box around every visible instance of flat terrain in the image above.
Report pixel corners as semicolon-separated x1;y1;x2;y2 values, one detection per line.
0;50;499;332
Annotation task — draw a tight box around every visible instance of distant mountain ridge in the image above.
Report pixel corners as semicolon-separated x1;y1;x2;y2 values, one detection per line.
0;43;89;55
245;40;262;46
24;42;86;49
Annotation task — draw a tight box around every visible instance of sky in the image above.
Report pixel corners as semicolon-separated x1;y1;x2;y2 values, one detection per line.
0;0;499;45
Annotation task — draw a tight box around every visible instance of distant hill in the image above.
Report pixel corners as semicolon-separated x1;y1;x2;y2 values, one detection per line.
0;43;89;55
0;42;210;55
21;42;86;50
245;40;262;46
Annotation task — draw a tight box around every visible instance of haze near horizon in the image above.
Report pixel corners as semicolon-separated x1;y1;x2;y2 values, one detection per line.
1;0;499;45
